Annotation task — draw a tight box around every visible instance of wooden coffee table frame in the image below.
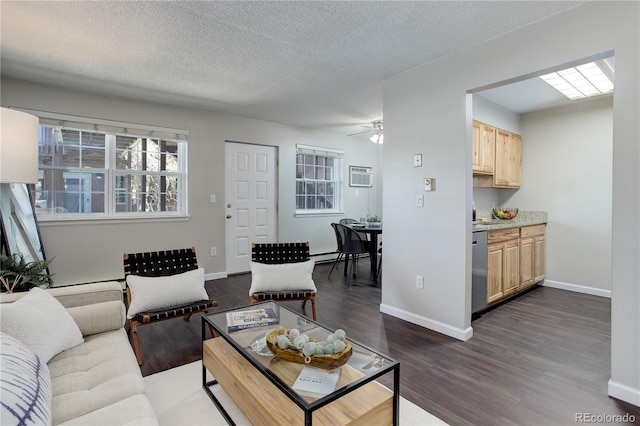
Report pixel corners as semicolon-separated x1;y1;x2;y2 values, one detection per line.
201;302;400;426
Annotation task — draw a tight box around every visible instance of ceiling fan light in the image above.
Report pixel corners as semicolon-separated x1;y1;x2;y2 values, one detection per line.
370;133;383;144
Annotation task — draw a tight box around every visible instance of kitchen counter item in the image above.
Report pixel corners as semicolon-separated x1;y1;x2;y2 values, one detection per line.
492;207;518;220
472;210;547;232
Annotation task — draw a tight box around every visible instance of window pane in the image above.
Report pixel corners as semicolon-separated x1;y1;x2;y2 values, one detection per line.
80;132;106;168
325;166;333;180
304;164;315;179
36;170;106;215
306;196;316;209
305;181;315;195
115;173;179;213
116;137;180;173
324;195;334;209
38;127;107;169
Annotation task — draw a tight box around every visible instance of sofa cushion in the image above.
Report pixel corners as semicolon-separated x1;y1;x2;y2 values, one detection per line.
67;300;126;336
58;394;158;425
126;267;209;319
249;259;316;295
48;328;147;425
0;332;53;426
0;287;84;363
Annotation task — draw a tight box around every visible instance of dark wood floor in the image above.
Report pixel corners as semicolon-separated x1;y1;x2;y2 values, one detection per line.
134;260;640;425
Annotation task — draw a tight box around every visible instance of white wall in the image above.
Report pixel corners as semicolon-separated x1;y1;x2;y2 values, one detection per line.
473;91;614;296
504;97;613;295
1;78;382;284
382;1;639;406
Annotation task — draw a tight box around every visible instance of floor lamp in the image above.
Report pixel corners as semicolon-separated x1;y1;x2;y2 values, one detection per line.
1;107;40;257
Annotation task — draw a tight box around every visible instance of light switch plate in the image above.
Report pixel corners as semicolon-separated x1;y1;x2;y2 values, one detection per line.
416;194;424;207
424;178;435;191
413;154;422;167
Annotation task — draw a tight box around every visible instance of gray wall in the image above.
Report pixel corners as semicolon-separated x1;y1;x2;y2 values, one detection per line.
1;78;383;284
382;1;639;405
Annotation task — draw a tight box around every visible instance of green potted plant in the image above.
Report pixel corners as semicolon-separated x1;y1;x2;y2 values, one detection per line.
0;253;54;293
366;214;381;227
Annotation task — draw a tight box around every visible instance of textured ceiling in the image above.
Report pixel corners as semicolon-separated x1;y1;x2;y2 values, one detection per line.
1;1;584;136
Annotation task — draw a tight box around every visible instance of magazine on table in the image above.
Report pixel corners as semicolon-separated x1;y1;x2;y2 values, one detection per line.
226;307;279;332
292;366;342;399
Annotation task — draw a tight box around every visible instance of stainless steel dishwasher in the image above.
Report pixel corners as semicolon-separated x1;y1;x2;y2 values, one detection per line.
472;231;488;314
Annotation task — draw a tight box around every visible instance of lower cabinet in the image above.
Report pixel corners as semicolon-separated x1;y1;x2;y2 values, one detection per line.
487;228;520;304
485;224;546;309
521;224;546;288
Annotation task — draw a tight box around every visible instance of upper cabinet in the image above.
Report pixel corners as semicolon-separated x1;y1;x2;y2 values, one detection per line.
472;120;495;175
473;120;522;189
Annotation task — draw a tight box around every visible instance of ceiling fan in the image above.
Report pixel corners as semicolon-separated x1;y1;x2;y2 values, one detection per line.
348;120;383;144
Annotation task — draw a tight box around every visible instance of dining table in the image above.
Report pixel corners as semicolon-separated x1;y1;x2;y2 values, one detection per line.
346;223;382;281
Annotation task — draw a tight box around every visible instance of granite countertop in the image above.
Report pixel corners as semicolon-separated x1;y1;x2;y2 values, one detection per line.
472;210;547;232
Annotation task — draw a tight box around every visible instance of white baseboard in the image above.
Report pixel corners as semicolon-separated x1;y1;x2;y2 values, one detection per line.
205;272;228;281
608;379;640;407
542;279;612;298
379;303;473;341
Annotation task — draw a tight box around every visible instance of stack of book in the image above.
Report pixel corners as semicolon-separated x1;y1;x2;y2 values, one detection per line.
226;307;279;332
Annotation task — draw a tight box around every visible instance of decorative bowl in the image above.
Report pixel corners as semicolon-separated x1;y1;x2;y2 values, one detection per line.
265;327;352;369
492;208;518;220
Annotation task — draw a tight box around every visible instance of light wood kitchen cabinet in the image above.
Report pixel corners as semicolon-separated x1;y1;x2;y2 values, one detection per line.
487;228;520;304
487;244;504;303
520;224;546;288
502;239;520;296
494;129;522;188
472;120;521;189
472;120;495;175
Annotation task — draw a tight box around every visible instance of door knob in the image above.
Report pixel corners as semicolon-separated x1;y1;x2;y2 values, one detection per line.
226;214;232;219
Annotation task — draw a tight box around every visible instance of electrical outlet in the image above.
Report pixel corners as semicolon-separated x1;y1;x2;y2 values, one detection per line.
210;247;217;257
416;275;424;289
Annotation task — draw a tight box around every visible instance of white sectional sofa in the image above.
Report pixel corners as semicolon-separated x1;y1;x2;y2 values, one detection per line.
0;281;158;425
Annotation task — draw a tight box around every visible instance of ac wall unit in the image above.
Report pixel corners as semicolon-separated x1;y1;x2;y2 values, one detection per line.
349;166;373;187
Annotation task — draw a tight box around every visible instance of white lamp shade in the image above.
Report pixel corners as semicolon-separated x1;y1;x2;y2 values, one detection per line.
370;133;384;144
1;107;39;183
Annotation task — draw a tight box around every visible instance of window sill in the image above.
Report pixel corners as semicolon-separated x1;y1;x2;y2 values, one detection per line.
294;210;345;218
38;214;190;227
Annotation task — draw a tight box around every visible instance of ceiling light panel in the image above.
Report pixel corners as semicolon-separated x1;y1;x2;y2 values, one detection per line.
539;61;614;100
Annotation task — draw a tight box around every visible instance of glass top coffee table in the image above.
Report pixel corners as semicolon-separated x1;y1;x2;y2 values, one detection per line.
201;301;399;426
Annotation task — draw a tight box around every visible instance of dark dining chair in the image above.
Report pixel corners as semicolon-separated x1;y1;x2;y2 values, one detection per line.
328;223;345;278
339;218;358;225
340;218;368;240
334;223;373;285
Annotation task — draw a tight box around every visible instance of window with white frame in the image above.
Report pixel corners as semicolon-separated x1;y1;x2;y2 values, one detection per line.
35;114;188;219
295;144;343;214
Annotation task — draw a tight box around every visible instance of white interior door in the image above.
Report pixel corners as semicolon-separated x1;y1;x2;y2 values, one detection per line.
225;142;277;274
